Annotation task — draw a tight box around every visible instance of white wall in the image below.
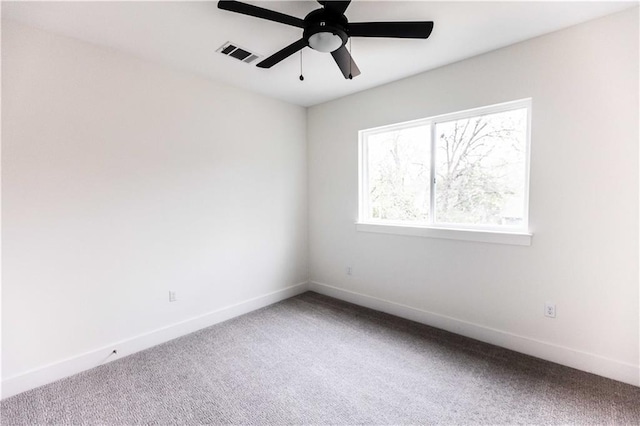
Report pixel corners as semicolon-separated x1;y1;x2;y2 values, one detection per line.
1;20;307;395
308;8;639;385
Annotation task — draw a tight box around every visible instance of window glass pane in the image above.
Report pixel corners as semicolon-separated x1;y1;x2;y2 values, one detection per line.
435;108;527;227
366;125;431;222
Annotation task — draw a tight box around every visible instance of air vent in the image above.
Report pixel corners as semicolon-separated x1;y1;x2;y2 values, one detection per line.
217;42;261;64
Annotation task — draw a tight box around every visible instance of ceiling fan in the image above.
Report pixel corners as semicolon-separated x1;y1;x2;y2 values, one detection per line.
217;0;434;79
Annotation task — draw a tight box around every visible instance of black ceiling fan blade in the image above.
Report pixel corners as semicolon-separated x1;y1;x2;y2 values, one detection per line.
349;21;434;38
257;38;308;68
318;1;351;14
331;45;361;79
218;1;305;28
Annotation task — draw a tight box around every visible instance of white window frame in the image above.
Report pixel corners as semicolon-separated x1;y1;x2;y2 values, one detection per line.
357;99;533;246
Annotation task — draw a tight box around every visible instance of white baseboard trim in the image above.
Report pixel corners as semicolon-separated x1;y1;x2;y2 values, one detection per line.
1;282;310;400
309;281;640;387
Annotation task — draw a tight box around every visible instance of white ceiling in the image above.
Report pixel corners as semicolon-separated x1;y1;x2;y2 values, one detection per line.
2;1;637;107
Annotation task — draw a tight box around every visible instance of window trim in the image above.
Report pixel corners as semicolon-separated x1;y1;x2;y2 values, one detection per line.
355;222;532;246
357;99;533;245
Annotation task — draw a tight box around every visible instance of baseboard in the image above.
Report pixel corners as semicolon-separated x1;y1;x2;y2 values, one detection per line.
4;280;637;399
1;281;310;400
309;281;640;387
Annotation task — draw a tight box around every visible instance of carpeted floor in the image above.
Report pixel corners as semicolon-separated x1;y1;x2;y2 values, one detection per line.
2;291;639;425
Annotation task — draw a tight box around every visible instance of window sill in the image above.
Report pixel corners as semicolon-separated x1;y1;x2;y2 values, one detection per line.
355;222;532;246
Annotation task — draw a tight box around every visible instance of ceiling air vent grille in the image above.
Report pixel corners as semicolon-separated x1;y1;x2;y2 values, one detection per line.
217;42;261;64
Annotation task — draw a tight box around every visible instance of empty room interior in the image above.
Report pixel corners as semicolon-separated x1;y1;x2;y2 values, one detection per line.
1;0;639;424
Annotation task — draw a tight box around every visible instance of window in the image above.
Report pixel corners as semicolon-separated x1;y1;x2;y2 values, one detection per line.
358;99;531;244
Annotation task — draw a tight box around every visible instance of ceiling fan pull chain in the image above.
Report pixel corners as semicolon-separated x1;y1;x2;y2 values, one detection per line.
299;50;304;81
348;38;353;80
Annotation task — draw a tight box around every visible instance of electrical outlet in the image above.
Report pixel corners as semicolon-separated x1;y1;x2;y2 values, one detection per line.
544;302;556;318
169;291;177;302
346;266;352;275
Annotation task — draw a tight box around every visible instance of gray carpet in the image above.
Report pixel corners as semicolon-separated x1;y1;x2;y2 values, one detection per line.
2;292;639;425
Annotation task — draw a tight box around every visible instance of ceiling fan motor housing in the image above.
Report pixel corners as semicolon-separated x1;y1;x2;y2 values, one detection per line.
304;9;348;52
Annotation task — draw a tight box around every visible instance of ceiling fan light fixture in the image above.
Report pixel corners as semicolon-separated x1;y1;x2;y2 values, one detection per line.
308;31;343;52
